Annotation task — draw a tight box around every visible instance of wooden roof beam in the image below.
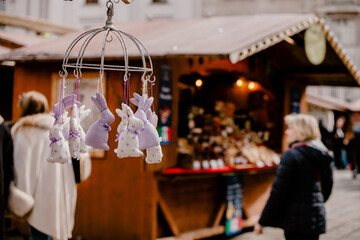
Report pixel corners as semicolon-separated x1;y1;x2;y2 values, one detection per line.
0;11;79;35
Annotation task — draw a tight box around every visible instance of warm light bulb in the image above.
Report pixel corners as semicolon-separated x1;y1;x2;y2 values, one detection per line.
248;81;255;90
236;78;244;87
195;79;203;88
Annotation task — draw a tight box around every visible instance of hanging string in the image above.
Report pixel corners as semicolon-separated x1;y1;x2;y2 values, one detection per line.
97;70;104;94
151;81;155;112
74;77;81;118
76;77;80;101
60;77;65;124
123;79;128;105
127;78;130;106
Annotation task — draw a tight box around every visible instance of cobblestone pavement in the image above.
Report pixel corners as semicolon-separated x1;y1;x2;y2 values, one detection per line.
229;169;360;240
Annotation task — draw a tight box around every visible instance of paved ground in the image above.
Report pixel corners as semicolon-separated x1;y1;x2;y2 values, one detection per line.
229;169;360;240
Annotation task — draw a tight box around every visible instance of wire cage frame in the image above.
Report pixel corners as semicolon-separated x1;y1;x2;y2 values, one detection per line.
59;0;155;91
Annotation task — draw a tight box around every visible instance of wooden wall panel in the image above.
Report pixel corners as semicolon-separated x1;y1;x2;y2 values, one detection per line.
12;62;58;119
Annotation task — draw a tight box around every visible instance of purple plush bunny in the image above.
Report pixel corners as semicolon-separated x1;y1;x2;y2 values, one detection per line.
130;93;161;150
85;92;115;150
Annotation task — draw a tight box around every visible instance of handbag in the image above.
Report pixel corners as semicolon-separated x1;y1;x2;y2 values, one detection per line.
8;182;35;218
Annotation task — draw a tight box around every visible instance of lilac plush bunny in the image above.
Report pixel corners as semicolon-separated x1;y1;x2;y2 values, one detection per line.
85;92;115;150
114;103;143;158
130;93;161;150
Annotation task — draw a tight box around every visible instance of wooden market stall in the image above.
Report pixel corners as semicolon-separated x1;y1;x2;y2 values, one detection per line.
1;14;359;240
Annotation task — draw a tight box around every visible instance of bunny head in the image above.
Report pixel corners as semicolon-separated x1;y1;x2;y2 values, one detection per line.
100;108;115;125
125;105;143;132
91;92;108;112
130;93;154;112
53;111;69;125
116;107;128;132
91;92;114;124
49;124;63;138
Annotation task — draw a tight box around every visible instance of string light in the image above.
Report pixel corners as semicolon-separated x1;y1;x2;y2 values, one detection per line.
248;81;255;90
195;79;203;88
236;78;244;87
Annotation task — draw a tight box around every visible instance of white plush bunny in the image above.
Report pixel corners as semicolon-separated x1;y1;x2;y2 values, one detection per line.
69;104;81;160
53;111;70;140
130;93;161;150
115;106;128;140
79;105;91;153
85;92;115;150
114;103;143;158
145;109;163;164
47;123;71;164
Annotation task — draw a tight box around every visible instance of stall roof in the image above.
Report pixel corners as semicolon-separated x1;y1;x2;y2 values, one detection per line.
0;29;48;49
306;94;349;112
0;14;358;85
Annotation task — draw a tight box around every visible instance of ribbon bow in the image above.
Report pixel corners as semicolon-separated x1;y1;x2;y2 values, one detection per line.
69;131;80;139
102;122;111;131
49;136;61;147
127;128;140;135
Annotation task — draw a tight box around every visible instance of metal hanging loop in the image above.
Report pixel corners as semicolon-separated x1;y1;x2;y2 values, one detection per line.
59;0;154;87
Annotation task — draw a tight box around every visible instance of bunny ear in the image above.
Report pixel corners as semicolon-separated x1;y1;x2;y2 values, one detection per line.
133;93;142;101
115;108;124;117
139;94;146;108
144;97;154;110
146;109;152;120
91;96;102;111
130;98;139;106
96;92;108;109
126;105;134;117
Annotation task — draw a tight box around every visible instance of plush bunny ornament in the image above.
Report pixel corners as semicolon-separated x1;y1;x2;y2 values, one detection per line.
145;108;163;164
47;122;71;164
69;104;81;160
130;93;163;164
114;103;143;158
130;93;161;150
85;92;115;150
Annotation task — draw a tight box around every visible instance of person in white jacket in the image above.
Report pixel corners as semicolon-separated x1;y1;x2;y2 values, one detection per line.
11;91;77;240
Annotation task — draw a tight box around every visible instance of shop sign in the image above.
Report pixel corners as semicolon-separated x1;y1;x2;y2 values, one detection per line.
225;174;243;236
158;65;172;144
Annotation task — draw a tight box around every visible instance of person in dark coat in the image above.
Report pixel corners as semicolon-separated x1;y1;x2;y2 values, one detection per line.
345;119;360;178
0;115;14;239
332;116;346;169
254;114;334;240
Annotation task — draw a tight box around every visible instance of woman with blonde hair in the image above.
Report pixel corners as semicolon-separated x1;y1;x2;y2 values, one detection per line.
254;114;334;240
11;91;77;240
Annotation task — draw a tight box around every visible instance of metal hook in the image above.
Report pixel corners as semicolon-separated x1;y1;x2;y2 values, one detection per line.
123;72;131;82
148;75;156;83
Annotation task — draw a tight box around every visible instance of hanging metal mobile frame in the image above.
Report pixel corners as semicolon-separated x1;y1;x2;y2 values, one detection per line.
59;0;155;94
